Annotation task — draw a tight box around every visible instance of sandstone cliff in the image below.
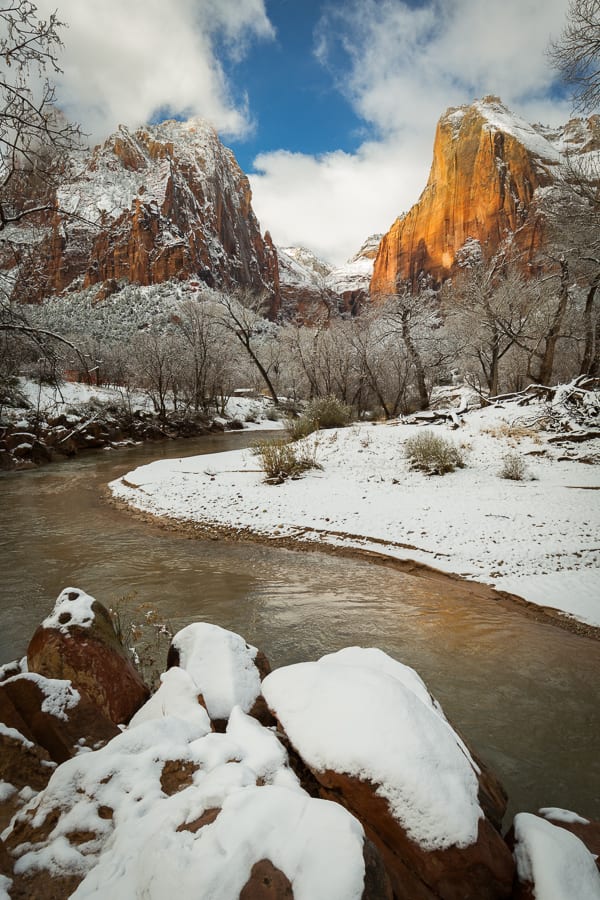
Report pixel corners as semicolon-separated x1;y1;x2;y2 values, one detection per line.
371;97;599;296
5;118;279;310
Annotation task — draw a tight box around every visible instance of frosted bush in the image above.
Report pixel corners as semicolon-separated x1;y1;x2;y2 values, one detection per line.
499;450;530;481
252;437;321;483
404;430;466;475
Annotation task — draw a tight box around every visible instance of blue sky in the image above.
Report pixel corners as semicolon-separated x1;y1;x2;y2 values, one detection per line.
225;0;367;172
38;0;573;264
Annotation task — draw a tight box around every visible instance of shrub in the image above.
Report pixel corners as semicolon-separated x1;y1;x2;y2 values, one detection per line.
499;450;529;481
404;430;466;475
252;437;321;482
305;395;353;429
109;594;173;690
286;414;319;442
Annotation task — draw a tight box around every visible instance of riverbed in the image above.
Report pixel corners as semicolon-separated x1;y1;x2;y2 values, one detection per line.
1;432;599;825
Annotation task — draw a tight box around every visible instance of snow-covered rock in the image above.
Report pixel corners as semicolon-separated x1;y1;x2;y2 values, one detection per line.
166;622;272;728
512;812;600;899
262;647;514;898
27;588;149;726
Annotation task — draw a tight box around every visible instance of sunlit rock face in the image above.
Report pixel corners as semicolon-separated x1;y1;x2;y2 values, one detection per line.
370;96;599;297
4;118;279;313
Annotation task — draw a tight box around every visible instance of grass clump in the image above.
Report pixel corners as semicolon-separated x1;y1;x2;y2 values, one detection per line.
252;437;321;483
286;414;319;442
305;395;353;429
404;430;466;475
285;396;353;442
109;594;173;690
498;450;530;481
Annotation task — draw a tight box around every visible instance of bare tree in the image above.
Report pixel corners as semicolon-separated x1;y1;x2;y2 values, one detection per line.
549;0;600;114
0;1;81;228
373;282;450;410
446;254;544;395
0;2;85;396
212;289;280;404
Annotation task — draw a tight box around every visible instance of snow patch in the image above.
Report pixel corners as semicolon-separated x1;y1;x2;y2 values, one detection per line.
42;588;97;633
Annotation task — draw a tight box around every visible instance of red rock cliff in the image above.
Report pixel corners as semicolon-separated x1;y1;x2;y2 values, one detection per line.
7;118;279;309
371;97;568;296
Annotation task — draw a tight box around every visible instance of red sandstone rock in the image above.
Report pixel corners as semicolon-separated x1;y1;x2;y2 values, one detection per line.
4;118;280;312
262;650;514;900
315;769;513;900
0;672;119;764
371;98;599;295
27;588;149;725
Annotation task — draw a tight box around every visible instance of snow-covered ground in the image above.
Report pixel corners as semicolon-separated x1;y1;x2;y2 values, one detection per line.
110;396;600;629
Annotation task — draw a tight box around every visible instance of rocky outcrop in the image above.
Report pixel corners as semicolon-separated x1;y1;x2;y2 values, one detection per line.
371;97;599;295
4;118;279;311
276;246;338;321
277;238;382;319
262;647;514;899
27;587;149;724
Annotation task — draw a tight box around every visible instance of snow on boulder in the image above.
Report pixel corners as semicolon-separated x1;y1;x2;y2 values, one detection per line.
3;688;390;899
535;808;600;873
3;715;218;897
0;672;118;766
262;647;514;899
73;785;391;900
512;812;600;899
128;666;212;733
167;622;272;729
27;588;150;725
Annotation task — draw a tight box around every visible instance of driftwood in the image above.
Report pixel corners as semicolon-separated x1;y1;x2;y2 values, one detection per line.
59;414;100;444
404;377;599;438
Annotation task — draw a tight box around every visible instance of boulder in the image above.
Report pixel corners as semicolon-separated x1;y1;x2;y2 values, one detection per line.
535;807;600;870
262;647;514;899
510;811;600;899
27;588;149;725
0;672;119;764
167;622;273;730
3;695;388;899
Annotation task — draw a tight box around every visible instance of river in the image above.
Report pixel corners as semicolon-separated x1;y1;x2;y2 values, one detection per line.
1;431;599;825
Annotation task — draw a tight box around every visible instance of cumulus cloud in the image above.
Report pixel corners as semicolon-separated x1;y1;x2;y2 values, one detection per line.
250;0;573;264
35;0;274;142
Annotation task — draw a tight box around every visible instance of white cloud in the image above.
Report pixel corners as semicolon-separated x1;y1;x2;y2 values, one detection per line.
35;0;274;142
250;0;574;264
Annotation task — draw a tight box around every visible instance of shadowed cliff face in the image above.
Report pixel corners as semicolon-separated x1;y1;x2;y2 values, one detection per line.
5;118;279;313
370;97;598;297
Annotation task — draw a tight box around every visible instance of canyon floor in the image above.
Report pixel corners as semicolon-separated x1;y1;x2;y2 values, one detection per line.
109;386;600;633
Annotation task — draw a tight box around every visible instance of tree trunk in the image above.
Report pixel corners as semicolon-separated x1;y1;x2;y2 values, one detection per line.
537;257;569;385
401;312;429;410
242;338;279;405
580;271;600;376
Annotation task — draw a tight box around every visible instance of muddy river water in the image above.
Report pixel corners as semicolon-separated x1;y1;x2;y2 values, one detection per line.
1;431;599;825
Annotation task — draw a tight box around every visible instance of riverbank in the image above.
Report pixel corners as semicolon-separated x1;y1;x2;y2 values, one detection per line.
0;379;282;471
110;389;600;633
